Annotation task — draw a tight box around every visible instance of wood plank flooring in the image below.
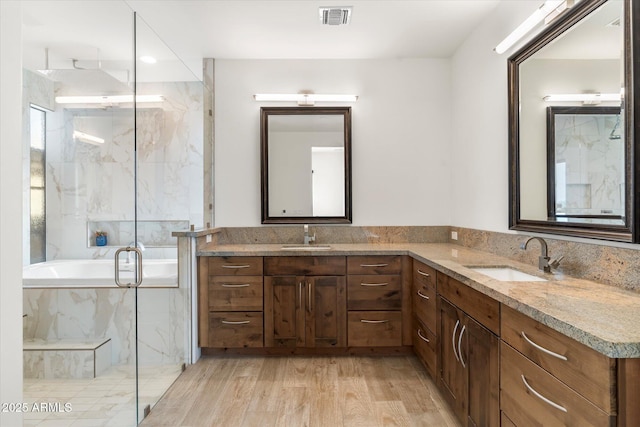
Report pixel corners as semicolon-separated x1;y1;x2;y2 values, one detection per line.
140;355;460;427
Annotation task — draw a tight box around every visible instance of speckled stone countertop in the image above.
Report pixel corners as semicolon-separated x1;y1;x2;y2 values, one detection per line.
197;242;640;358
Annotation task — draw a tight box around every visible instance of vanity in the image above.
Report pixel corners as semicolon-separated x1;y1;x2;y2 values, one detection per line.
195;241;640;427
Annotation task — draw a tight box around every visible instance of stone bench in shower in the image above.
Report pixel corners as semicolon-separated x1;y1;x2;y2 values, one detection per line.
23;338;112;379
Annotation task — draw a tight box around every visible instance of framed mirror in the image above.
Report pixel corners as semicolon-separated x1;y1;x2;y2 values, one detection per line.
260;106;352;224
508;0;639;242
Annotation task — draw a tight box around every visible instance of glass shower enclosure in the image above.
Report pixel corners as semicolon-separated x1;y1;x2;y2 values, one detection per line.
21;2;202;425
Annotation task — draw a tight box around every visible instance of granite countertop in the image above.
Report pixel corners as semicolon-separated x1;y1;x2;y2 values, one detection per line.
197;242;640;358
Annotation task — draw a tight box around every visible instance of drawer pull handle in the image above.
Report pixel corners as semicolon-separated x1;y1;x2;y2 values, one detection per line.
417;269;430;277
521;331;568;361
221;284;250;288
360;263;388;267
222;264;251;269
458;325;466;368
416;290;430;300
417;328;430;343
452;320;460;362
221;320;250;325
360;282;388;287
360;319;389;324
521;375;568;413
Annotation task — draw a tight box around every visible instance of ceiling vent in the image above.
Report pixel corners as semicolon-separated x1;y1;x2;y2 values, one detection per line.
319;7;352;25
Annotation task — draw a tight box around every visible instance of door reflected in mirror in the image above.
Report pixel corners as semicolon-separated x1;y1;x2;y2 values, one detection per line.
547;106;624;224
261;107;352;224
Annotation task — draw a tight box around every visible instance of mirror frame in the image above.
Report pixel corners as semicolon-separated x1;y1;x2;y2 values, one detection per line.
260;106;352;224
508;0;639;242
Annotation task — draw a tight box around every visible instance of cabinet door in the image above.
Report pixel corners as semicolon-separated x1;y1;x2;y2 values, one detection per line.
466;316;500;427
439;297;467;422
305;276;347;348
264;275;305;347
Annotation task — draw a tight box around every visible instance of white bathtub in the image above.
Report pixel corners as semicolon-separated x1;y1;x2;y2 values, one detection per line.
23;259;178;288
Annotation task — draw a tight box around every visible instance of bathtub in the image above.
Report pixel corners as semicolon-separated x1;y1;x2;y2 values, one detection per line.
23;259;178;288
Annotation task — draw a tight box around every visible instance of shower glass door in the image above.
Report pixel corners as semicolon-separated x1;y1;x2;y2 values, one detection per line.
22;2;202;423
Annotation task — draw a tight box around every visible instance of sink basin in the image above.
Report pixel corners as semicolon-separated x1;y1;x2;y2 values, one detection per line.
468;266;547;282
280;245;332;251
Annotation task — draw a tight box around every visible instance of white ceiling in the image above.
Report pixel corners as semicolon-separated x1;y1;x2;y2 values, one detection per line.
21;0;504;79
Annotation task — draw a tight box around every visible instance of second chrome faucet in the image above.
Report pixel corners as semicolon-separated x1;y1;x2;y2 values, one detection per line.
520;237;563;273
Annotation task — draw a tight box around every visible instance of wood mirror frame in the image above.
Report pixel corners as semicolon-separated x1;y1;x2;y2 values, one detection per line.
260;106;352;224
508;0;639;242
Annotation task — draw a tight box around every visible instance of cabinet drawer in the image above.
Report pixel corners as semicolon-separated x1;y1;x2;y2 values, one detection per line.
347;256;402;275
347;275;401;310
501;305;615;412
413;317;437;379
208;256;263;276
437;272;499;335
264;256;346;276
208;312;263;348
501;342;613;427
413;259;436;290
348;311;402;347
413;276;436;332
208;276;263;312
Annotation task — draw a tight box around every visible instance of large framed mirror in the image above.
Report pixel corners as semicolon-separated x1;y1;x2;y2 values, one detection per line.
508;0;639;242
260;106;352;224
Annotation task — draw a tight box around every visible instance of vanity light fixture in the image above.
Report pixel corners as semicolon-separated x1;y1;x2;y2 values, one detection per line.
543;93;621;103
55;94;165;105
253;93;358;106
494;0;566;54
73;130;104;145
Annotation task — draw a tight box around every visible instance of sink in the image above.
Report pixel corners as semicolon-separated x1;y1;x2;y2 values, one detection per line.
280;244;332;251
468;266;547;282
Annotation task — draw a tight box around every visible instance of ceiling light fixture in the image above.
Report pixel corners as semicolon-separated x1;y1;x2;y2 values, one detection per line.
494;0;566;54
139;56;157;64
319;6;352;25
73;130;104;145
55;94;165;105
543;93;622;103
253;93;358;106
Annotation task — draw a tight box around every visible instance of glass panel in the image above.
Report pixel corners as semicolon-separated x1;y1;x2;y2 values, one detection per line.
22;1;139;425
134;13;203;424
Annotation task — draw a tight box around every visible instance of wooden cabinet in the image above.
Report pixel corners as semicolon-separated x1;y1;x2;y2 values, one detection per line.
198;256;264;348
264;256;347;348
412;260;438;378
438;273;500;427
500;304;616;426
346;255;406;347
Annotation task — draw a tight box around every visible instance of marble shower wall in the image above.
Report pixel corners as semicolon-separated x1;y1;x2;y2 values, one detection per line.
45;79;203;260
23;287;187;366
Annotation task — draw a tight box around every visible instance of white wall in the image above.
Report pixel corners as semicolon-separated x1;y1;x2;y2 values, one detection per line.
215;59;452;226
1;2;24;425
450;1;541;232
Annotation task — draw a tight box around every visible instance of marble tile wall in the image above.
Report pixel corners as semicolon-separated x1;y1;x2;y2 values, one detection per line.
23;287;186;366
44;78;203;261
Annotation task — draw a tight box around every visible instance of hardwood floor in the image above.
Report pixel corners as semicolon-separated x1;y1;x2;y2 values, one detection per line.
140;355;460;427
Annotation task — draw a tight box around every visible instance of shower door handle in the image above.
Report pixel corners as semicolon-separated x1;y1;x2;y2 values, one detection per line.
114;247;144;288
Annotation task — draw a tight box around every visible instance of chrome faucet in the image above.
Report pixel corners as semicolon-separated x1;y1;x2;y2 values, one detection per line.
303;224;316;245
520;237;563;273
126;241;145;264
